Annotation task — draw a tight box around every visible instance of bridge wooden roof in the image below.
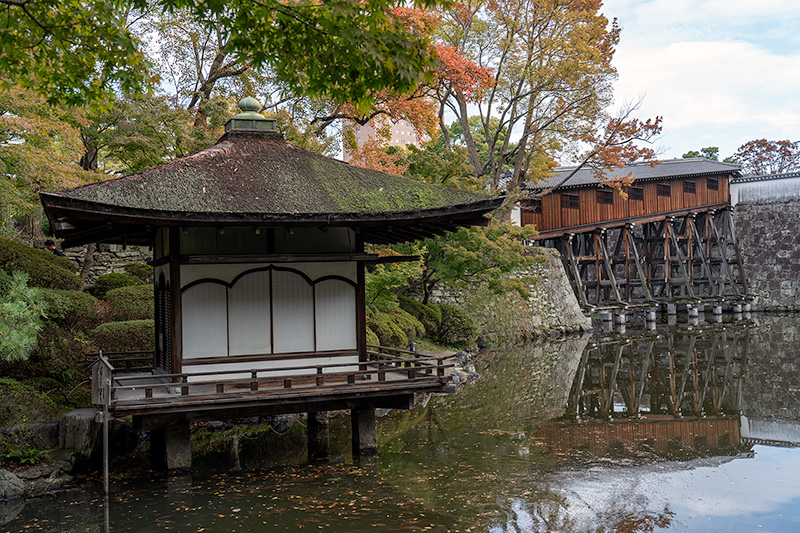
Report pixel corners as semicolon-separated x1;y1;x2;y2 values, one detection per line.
523;158;741;191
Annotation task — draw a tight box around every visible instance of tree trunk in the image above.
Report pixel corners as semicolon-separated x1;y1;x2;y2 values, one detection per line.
80;132;99;171
19;214;43;240
79;243;96;285
456;93;483;180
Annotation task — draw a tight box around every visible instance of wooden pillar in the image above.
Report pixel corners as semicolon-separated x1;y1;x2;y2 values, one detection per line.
168;227;182;374
150;422;192;471
356;234;367;365
308;411;330;462
351;407;377;456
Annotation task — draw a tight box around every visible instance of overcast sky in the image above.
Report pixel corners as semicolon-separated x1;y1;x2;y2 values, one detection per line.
601;0;800;160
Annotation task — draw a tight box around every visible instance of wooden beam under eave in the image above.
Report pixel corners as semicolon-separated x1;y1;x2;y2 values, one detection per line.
60;223;149;249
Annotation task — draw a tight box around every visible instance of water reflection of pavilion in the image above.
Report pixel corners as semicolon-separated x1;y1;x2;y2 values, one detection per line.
537;324;751;456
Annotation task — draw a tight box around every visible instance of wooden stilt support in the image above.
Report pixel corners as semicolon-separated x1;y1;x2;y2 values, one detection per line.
150;421;192;471
351;407;377;456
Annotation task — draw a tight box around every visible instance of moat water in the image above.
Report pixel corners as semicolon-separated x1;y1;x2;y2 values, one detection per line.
4;313;800;532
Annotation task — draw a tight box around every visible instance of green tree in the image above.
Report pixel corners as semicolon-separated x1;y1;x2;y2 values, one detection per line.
682;147;719;161
402;137;480;190
79;93;227;174
448;117;514;183
2;0;444;109
396;221;538;304
0;0;150;107
0;83;100;237
0;271;48;362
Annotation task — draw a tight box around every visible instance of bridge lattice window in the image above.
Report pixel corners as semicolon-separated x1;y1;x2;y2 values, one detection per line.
561;194;579;209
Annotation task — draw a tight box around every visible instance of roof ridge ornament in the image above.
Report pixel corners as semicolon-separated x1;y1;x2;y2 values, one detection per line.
225;96;277;133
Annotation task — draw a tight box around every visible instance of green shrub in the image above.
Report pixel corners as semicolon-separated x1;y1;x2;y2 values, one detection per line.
90;319;155;353
367;308;424;349
366;326;379;346
39;288;99;331
94;272;144;299
0;237;81;290
29;325;91;386
123;262;153;282
398;295;441;333
103;285;153;321
431;303;477;349
0;378;59;456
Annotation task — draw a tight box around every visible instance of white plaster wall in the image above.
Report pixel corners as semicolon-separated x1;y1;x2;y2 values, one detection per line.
511;206;522;226
179;262;358;363
741;415;800;445
315;279;357;350
182;283;228;358
271;270;315;353
731;176;800;206
228;271;271;355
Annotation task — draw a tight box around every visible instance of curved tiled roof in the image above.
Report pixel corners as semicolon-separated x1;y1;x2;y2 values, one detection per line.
523;158;741;190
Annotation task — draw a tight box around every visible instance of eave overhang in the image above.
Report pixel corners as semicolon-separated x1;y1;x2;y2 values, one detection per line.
41;192;503;248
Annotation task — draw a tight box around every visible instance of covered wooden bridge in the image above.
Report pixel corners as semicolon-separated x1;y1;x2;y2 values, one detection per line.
519;159;750;310
41;98;502;471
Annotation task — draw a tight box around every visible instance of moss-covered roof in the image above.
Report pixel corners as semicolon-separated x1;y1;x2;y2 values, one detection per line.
41;131;502;247
49;131;492;214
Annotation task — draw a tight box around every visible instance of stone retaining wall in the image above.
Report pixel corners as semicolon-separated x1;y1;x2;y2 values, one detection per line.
35;241;151;283
733;201;800;311
431;248;591;339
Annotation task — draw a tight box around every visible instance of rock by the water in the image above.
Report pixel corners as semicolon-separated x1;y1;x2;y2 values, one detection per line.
0;470;25;500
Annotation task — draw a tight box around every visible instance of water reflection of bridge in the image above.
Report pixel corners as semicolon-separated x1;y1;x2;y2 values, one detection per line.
537;324;750;456
568;326;748;419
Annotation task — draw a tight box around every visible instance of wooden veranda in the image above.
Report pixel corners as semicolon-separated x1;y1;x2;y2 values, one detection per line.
92;346;456;432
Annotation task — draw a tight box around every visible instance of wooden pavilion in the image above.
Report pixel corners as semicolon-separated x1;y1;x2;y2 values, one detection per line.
518;159;749;309
41;98;502;469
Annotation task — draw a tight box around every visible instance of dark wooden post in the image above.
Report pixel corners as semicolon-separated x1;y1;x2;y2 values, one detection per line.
351;407;377;456
168;227;183;375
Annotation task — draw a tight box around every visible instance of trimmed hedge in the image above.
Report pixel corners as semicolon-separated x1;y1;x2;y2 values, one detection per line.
123;262;153;282
367;308;424;349
94;272;144;299
90;319;154;353
431;303;477;349
103;284;154;321
398;295;441;333
39;288;100;331
0;237;81;290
